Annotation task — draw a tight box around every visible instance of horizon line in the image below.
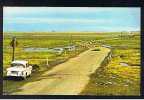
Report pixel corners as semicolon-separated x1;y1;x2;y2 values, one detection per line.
4;30;140;33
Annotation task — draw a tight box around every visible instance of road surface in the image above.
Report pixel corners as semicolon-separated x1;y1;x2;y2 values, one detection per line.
12;47;110;95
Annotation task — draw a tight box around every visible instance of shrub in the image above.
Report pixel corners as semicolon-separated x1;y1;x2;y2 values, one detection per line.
92;48;101;51
32;64;40;72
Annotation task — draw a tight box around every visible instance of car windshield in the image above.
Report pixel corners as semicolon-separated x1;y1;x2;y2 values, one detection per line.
11;63;25;68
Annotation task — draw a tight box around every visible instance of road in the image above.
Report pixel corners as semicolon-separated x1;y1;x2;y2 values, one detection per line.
12;47;110;95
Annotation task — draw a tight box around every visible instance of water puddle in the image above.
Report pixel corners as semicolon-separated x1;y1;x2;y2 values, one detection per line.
120;62;129;66
24;46;76;53
24;47;64;54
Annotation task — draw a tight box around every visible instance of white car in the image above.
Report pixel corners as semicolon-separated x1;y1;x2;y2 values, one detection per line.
6;60;32;79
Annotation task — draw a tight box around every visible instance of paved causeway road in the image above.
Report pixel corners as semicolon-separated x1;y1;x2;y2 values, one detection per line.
12;47;110;95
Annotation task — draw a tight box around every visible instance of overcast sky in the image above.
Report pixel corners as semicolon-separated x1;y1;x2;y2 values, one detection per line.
3;7;140;32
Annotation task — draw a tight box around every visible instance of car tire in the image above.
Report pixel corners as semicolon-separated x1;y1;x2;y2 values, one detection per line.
27;74;30;78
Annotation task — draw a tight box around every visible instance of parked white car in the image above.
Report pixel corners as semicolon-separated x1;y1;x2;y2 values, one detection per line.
6;60;32;79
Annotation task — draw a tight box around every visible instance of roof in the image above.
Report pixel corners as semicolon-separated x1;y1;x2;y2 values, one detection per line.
11;60;28;65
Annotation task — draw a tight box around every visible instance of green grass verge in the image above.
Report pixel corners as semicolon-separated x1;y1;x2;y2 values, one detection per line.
3;32;140;95
80;32;140;96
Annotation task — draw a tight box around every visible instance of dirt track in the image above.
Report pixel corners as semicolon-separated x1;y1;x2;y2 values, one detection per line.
12;47;110;95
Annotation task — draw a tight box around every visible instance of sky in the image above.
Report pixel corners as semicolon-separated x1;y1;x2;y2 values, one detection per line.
3;7;140;32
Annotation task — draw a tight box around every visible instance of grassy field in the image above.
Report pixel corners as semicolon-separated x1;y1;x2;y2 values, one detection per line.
3;32;118;69
3;33;89;70
3;32;89;93
80;32;140;95
3;32;140;95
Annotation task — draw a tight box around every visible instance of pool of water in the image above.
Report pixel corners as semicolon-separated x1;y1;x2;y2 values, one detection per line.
24;48;53;52
24;45;76;52
24;47;64;54
120;62;129;66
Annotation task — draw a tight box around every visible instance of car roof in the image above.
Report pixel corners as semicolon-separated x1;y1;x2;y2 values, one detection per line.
11;60;28;65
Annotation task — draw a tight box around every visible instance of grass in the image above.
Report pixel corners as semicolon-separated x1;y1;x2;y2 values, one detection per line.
80;49;140;95
80;32;140;95
3;32;140;95
3;32;89;94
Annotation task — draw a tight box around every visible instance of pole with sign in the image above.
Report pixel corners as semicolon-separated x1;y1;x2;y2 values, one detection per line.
10;37;18;61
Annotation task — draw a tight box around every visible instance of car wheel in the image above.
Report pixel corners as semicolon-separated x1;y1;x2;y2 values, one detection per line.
27;74;30;77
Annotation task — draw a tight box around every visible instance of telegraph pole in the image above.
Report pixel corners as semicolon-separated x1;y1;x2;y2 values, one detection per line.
10;37;17;61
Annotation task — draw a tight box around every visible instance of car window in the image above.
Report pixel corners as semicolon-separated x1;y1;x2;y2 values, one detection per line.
11;63;25;68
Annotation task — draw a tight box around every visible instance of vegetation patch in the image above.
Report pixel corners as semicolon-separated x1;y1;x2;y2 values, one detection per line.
3;32;140;95
92;48;101;51
80;32;140;96
3;33;89;94
80;53;140;95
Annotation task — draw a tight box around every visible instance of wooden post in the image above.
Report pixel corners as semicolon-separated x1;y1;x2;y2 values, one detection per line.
46;57;49;66
12;37;16;61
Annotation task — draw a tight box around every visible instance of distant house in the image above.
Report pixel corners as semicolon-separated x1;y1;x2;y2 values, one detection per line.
64;45;76;51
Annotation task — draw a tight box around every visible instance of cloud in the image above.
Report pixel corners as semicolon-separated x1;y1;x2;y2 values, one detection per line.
4;17;113;24
101;26;140;31
3;7;140;32
3;7;116;14
4;7;138;17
